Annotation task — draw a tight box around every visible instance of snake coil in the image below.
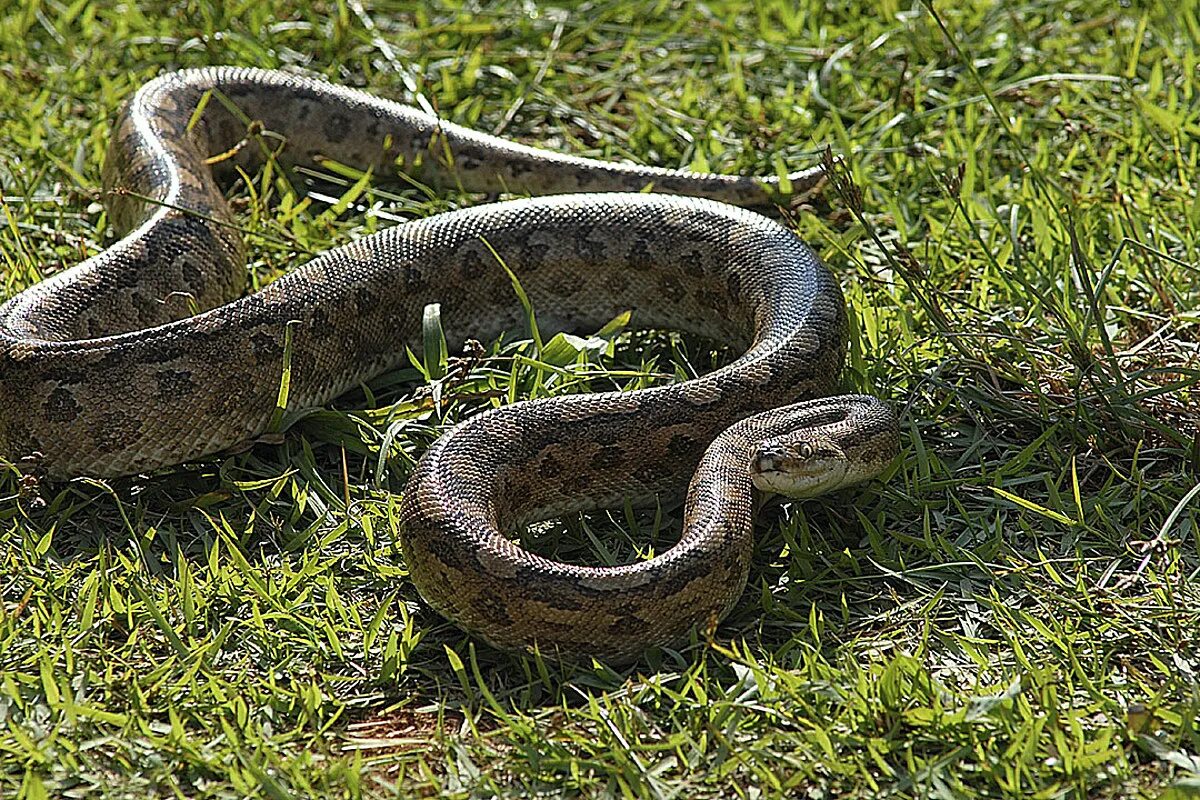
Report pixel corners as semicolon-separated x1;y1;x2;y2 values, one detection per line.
0;68;898;660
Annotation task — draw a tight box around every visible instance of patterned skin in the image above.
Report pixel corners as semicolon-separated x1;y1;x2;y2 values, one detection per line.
0;67;897;660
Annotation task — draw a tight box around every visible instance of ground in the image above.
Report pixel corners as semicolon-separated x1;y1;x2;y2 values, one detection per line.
1;0;1198;797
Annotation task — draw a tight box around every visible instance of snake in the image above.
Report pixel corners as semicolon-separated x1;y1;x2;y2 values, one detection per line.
0;67;899;661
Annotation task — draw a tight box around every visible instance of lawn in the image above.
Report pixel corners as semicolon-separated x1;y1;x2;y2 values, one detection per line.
2;0;1199;797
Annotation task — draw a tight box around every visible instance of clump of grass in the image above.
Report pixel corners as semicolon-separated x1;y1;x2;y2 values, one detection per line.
2;1;1199;798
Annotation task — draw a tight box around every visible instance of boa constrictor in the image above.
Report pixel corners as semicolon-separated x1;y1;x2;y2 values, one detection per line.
0;68;898;661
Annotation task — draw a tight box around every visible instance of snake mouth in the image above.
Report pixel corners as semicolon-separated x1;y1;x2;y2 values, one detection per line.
753;445;841;479
754;461;824;478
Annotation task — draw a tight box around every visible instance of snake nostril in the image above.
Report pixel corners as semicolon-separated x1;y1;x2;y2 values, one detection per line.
754;444;787;473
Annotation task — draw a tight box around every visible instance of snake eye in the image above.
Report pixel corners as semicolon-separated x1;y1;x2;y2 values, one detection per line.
796;442;815;459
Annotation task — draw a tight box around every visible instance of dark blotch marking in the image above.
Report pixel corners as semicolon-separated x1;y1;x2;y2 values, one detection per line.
426;531;472;571
307;307;340;341
138;215;220;287
102;339;188;368
404;265;426;290
633;463;664;486
567;471;594;493
726;271;743;303
649;551;720;599
44;388;80;423
658;273;685;303
355;286;376;315
589;418;635;447
575;225;609;262
684;247;710;274
697;287;727;314
667;433;697;458
131;291;165;322
516;243;544;273
323;113;350;144
469;593;514;626
459;251;489;281
590;445;625;472
181;258;203;287
531;590;585;612
631;233;658;270
85;317;106;339
155;369;195;398
250;331;282;361
607;614;640;636
94;411;144;454
538;452;562;479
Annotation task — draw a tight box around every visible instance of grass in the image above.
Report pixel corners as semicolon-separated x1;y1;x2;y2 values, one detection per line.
1;0;1199;796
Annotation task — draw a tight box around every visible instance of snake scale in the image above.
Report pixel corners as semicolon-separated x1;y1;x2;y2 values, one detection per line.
0;67;898;661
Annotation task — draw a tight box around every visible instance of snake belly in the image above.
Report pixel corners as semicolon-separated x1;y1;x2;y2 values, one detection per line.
0;67;849;660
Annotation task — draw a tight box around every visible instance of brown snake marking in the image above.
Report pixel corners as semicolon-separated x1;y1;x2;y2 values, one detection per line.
0;67;899;661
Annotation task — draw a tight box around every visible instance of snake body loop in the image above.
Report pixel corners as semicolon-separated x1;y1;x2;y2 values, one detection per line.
0;68;897;660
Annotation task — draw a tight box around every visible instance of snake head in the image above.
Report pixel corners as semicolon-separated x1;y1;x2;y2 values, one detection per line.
752;437;849;498
748;395;900;499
